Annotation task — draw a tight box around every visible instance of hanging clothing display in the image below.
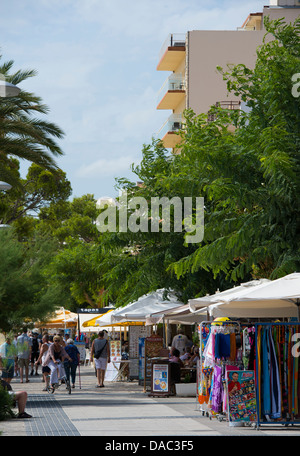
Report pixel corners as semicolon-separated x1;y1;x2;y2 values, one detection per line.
198;321;243;418
256;323;300;425
199;321;300;427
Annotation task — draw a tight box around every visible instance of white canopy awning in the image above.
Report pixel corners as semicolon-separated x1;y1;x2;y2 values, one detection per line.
193;273;300;319
145;304;206;325
188;279;270;312
112;289;184;323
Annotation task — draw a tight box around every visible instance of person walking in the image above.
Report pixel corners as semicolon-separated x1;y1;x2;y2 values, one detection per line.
64;339;80;388
17;328;32;383
36;333;51;391
91;331;110;388
30;331;40;376
42;335;72;389
0;336;16;384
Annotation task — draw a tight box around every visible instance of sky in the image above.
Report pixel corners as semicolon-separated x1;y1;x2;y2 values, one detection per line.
0;0;267;200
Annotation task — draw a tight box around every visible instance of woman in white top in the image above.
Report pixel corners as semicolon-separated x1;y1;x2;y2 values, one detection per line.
36;333;51;390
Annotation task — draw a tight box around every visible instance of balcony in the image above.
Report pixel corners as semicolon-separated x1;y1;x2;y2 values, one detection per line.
156;114;183;148
157;33;186;71
157;74;185;110
207;101;241;122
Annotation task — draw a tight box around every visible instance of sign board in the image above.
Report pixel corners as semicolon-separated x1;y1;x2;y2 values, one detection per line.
226;370;257;423
145;335;164;358
110;340;121;363
129;326;151;358
152;363;170;394
129;326;151;379
105;362;119;381
149;361;171;397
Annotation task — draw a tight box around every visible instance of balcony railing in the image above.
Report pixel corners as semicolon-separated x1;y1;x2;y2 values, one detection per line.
156;114;183;140
207;101;241;122
158;33;186;62
157;74;185;106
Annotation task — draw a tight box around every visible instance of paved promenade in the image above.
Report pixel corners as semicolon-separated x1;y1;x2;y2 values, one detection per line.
1;364;300;438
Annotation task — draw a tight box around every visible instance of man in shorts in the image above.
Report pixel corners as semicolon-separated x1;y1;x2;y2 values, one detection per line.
17;328;32;384
0;378;32;419
91;331;110;388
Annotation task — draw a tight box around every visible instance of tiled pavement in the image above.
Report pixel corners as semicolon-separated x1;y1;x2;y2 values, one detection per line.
24;394;80;436
1;365;300;437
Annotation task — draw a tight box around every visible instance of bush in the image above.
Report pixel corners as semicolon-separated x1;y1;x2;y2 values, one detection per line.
0;384;15;421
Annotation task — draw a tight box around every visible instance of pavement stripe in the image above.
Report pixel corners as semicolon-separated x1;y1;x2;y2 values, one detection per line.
72;415;207;421
24;394;80;436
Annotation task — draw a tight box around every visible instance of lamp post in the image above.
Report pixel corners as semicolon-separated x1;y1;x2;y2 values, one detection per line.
0;79;21;97
0;181;12;191
0;182;12;229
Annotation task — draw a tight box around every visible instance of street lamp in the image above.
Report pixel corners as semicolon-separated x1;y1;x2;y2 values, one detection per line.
0;79;21;97
0;181;12;229
0;181;12;191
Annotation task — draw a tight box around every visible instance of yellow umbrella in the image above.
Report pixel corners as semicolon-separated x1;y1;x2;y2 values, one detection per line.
35;308;78;329
95;309;144;327
102;321;145;327
83;314;144;328
83;314;108;327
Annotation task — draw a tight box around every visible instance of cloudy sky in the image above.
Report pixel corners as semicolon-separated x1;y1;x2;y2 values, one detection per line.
0;0;266;200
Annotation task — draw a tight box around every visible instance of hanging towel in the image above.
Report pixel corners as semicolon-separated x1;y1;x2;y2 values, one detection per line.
230;333;237;361
269;327;281;419
261;327;271;417
211;365;222;413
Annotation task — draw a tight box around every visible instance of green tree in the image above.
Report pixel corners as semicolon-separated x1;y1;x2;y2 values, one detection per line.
39;194;105;311
0;229;64;333
98;139;226;306
171;17;300;282
0;164;72;236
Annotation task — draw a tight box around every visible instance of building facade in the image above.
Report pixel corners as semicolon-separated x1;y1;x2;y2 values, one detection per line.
156;0;300;150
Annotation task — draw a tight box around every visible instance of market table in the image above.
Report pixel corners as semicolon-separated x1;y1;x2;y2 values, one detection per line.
112;360;130;381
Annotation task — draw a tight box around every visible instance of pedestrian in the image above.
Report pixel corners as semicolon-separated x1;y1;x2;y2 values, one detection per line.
171;329;189;356
91;331;110;388
0;378;32;419
42;335;72;389
0;336;16;384
13;334;19;378
30;331;40;376
64;339;80;388
17;328;32;383
36;334;51;391
63;333;70;346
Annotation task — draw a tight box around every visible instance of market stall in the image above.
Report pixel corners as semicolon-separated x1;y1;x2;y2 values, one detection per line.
198;319;245;423
192;272;300;428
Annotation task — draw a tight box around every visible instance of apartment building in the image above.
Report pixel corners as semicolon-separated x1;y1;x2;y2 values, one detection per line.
156;0;300;150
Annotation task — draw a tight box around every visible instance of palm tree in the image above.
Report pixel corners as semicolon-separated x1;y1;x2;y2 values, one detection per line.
0;55;65;188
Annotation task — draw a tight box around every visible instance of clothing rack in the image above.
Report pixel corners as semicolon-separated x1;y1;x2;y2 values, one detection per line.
197;320;241;420
255;322;300;429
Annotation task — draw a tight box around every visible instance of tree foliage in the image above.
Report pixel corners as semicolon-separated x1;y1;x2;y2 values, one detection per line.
0;56;65;188
171;17;300;281
0;229;64;333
